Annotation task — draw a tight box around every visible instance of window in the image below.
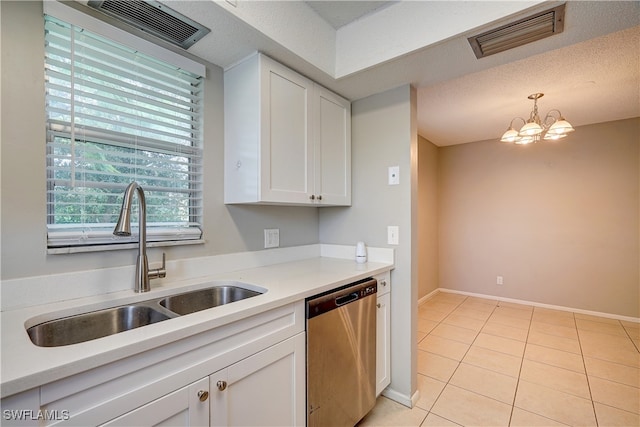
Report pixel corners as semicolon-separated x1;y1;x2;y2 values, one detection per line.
44;12;204;250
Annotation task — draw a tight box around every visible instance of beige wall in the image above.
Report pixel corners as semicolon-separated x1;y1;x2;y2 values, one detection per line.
418;136;439;299
437;118;639;318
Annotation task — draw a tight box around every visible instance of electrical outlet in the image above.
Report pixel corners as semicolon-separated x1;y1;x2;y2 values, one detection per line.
496;275;504;285
264;229;279;248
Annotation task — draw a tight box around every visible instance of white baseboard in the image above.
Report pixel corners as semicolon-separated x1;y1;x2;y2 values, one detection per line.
380;387;414;408
437;288;640;323
418;288;440;306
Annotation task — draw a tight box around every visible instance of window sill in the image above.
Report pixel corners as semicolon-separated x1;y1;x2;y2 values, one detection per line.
47;239;205;255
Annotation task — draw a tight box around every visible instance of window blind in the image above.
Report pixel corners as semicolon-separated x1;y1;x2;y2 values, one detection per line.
45;15;204;249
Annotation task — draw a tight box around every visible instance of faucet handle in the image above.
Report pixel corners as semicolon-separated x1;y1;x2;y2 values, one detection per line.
149;252;167;280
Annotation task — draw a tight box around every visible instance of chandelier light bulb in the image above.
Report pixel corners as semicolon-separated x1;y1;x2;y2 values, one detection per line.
499;93;574;144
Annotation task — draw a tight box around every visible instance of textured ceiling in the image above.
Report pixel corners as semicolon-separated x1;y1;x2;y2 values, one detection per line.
78;0;640;146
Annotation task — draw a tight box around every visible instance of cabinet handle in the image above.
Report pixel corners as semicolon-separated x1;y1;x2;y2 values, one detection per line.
380;280;387;287
317;195;322;201
377;303;381;308
309;195;315;200
197;390;209;402
217;380;227;391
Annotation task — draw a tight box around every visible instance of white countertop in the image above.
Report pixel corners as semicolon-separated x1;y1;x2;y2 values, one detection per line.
1;256;392;398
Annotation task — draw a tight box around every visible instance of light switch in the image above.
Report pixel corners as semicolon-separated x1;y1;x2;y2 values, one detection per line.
388;166;400;185
387;226;399;245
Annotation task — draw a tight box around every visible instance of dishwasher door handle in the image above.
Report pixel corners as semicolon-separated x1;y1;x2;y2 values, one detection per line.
335;292;358;306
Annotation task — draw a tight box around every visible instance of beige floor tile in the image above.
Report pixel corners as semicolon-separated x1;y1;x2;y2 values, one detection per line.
481;322;529;342
514;380;596;426
419;308;450;323
458;300;497;314
464;296;498;306
519;359;591;399
463;345;522;377
449;363;518;404
593;402;640;427
620;320;640;329
357;396;427;427
534;307;575;318
431;384;512;426
430;323;478;344
450;306;492;321
415;374;446;411
624;326;640;340
496;301;533;312
575;313;622;325
493;306;533;320
422;301;460;314
529;321;578;340
584;356;640;388
432;292;468;303
576;318;628;337
509;407;569;426
589;376;640;414
487;313;531;330
418;318;439;334
532;310;576;328
417;350;459;382
524;343;585;373
421;413;461;426
418;334;470;361
442;313;486;332
527;330;582;354
579;330;640;367
473;332;526;357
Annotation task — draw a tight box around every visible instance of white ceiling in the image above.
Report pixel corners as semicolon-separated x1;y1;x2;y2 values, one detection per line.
81;1;640;147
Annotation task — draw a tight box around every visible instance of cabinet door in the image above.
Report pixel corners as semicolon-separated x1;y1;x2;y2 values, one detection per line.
260;58;313;204
210;333;305;427
314;86;351;205
101;378;209;426
376;292;391;395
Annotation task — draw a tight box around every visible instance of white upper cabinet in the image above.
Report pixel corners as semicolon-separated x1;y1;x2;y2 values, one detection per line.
224;53;351;206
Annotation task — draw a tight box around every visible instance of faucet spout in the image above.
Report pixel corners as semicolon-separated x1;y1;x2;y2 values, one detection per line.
114;182;165;292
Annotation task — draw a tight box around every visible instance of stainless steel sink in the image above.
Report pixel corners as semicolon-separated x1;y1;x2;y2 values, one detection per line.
27;305;172;347
160;286;262;316
26;283;265;347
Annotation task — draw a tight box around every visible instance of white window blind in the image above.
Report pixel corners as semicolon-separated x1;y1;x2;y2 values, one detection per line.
45;15;204;249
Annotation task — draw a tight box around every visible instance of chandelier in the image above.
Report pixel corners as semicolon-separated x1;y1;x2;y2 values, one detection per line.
500;93;574;144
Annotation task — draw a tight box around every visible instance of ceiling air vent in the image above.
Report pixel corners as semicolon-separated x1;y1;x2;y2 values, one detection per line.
87;0;210;49
468;3;565;59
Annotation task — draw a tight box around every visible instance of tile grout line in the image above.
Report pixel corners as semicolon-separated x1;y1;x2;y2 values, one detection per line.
575;311;600;427
427;297;504;426
506;303;534;427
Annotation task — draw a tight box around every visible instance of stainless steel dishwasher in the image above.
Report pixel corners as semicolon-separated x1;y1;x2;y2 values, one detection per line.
306;277;378;427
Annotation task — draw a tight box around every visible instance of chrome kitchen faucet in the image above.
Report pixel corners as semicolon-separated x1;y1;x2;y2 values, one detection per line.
114;182;166;292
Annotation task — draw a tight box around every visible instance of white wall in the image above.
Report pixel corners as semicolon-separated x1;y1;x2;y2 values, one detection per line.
0;1;319;281
319;85;418;406
438;118;639;318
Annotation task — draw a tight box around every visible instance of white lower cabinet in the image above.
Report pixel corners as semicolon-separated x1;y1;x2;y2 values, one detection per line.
101;378;209;427
375;272;391;396
101;332;306;427
210;333;306;426
4;302;305;427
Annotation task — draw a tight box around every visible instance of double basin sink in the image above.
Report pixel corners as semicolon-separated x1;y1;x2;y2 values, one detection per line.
27;284;265;348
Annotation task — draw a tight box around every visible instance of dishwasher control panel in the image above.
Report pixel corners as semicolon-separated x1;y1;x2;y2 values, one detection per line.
306;277;377;319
